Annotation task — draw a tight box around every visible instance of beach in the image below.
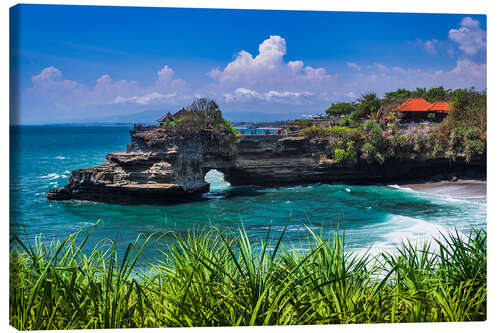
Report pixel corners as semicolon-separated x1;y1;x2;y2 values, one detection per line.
400;179;486;203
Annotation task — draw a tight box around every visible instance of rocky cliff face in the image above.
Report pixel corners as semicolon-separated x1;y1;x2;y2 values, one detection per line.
47;125;485;205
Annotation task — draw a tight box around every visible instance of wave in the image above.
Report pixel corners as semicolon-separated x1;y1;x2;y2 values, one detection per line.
388;183;486;205
40;172;69;180
55;156;66;160
40;173;62;180
388;184;415;192
362;214;460;256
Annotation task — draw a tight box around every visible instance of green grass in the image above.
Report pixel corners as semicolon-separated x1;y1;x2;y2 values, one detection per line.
9;223;486;329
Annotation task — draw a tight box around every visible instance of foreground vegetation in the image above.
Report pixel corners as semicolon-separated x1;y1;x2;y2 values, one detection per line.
10;223;486;329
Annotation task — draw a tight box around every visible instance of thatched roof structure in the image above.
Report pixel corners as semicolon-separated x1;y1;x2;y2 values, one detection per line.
157;108;191;124
156;112;175;123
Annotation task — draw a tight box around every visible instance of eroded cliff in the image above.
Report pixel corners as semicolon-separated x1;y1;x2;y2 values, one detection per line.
47;125;485;205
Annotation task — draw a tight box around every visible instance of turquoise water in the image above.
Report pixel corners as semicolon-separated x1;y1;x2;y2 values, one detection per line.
10;126;486;266
235;127;278;134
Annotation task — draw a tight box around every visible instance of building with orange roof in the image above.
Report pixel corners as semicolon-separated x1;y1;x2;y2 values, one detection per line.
426;101;451;113
395;98;432;112
395;98;450;122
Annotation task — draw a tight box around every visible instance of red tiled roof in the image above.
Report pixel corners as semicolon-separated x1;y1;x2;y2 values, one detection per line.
396;98;432;112
426;101;451;113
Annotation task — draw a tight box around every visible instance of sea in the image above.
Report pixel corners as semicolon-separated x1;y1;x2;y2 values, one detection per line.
10;125;486;267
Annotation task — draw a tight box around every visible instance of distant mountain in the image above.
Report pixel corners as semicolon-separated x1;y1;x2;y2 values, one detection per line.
77;109;169;125
223;111;306;123
63;109;312;125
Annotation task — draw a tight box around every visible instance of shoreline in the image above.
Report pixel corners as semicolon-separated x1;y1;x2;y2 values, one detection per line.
396;179;486;201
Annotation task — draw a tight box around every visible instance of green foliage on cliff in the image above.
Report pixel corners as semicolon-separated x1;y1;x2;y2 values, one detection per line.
333;140;357;164
300;126;333;138
163;98;240;138
10;224;487;329
311;87;486;164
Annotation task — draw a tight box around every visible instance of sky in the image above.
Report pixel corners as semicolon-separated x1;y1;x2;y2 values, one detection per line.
10;4;486;124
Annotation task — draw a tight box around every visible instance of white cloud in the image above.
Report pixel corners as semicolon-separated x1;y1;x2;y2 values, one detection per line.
32;66;62;84
111;92;179;105
31;66;82;92
27;67;85;109
24;65;191;112
346;62;361;71
209;35;331;90
157;65;174;82
344;59;485;97
448;17;486;55
373;63;389;72
93;74;139;103
223;87;316;104
423;39;439;54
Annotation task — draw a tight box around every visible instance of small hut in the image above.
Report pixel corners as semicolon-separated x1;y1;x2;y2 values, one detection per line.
157;108;191;126
172;108;190;120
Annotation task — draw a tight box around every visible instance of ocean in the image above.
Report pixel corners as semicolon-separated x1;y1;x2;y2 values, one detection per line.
10;125;486;266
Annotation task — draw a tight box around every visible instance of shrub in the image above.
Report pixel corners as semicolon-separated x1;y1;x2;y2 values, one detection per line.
301;126;332;138
361;142;384;164
333;140;357;164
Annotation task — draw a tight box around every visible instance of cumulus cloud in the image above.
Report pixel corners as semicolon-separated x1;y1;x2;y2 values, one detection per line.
423;39;439;54
93;74;140;103
31;66;62;84
448;17;486;55
157;65;174;82
342;58;485;97
31;66;82;91
209;35;331;90
24;65;191;111
346;62;361;71
373;63;389;72
26;66;85;109
111;92;179;105
223;87;316;104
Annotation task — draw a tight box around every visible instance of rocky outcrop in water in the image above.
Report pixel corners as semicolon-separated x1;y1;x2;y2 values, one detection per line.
47;125;486;205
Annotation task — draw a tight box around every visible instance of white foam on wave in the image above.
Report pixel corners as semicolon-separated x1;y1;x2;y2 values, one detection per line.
40;173;61;180
344;188;351;193
388;184;415;192
388;183;486;206
56;156;66;160
41;172;69;181
362;214;460;256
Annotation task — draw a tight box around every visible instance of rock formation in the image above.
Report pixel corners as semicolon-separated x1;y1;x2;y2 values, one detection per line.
47;125;486;205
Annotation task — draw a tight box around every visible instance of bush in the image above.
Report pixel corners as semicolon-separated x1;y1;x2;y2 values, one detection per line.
361;142;384;164
301;126;333;138
333;140;357;164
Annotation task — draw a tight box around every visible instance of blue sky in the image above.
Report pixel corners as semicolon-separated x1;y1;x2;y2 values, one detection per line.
10;4;486;124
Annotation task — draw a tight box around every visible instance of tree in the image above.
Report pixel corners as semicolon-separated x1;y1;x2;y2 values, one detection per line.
385;88;412;102
356;92;382;119
325;102;356;117
189;98;223;122
425;86;451;102
412;87;427;98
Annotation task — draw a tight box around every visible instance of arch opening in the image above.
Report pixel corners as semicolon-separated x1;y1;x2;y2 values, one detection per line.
204;169;231;194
